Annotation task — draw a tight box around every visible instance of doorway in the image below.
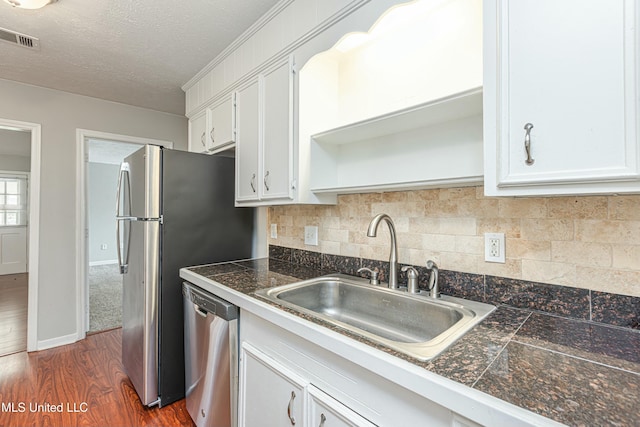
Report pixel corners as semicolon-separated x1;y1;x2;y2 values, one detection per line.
76;130;172;339
86;139;140;333
0;119;41;353
0;128;30;356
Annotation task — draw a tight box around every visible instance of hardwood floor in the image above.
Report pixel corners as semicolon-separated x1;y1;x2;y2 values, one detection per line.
0;328;195;427
0;273;28;357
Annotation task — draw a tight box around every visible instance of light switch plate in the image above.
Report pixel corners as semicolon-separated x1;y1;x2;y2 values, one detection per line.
270;223;277;239
304;225;318;246
484;232;505;263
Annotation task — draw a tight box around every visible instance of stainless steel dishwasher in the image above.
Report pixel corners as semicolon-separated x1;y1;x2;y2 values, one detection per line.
183;282;239;427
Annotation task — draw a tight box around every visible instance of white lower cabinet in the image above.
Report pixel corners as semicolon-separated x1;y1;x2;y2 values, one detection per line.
239;343;306;426
239;311;458;427
239;342;376;427
308;385;377;427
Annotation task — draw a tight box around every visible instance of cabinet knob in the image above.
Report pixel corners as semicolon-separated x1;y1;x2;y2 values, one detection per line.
210;127;215;143
264;170;270;191
524;123;535;165
200;131;206;148
250;173;256;193
287;391;296;425
318;413;326;427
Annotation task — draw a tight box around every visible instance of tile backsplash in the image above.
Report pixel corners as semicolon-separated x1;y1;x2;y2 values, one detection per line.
268;244;639;329
268;186;640;298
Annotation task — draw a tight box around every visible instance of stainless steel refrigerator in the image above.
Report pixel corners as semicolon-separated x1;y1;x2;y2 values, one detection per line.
116;144;254;407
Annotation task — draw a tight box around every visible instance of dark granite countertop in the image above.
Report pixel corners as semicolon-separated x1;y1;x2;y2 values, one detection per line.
186;258;640;427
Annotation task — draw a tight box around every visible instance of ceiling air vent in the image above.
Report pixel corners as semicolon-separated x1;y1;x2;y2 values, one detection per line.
0;27;40;50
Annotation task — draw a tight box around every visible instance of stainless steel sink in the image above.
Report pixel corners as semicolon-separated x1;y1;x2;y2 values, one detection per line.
256;274;495;361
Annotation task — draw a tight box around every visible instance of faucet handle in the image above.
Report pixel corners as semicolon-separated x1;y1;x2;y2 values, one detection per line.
401;266;420;294
357;267;379;285
425;260;440;298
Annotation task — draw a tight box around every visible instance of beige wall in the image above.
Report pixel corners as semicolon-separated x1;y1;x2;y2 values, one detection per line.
0;78;187;343
269;186;640;297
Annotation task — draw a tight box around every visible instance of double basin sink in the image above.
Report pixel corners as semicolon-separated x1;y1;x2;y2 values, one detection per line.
256;274;495;361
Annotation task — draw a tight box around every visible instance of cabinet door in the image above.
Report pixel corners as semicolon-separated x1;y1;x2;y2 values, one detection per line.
308;385;377;427
188;112;207;153
261;56;294;201
239;343;306;427
235;78;261;202
484;0;640;195
207;94;235;152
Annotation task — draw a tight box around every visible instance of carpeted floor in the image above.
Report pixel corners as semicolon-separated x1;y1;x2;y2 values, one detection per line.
88;264;122;333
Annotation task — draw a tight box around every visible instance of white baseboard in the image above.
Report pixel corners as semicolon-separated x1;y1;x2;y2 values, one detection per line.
37;332;78;351
89;259;118;267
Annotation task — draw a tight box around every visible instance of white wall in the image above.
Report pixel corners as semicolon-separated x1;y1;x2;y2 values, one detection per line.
0;78;187;344
88;162;119;264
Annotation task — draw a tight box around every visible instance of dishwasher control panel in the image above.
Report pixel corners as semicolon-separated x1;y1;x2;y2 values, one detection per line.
182;282;238;320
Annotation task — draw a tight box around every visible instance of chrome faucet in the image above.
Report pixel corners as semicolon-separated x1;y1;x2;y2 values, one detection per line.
366;213;399;289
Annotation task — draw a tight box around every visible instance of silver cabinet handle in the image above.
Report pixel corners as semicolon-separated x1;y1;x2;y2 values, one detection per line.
524;123;535;165
250;173;256;193
318;413;326;427
210;127;215;144
264;170;270;191
200;131;206;148
287;391;296;425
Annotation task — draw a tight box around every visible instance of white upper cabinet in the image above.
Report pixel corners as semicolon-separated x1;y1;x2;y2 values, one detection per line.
187;111;207;153
235;56;294;205
188;93;235;154
187;0;491;203
235;78;261;202
484;0;640;196
206;94;235;152
302;0;484;194
261;59;294;201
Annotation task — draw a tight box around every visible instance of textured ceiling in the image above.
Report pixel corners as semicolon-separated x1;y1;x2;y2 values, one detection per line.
0;0;281;115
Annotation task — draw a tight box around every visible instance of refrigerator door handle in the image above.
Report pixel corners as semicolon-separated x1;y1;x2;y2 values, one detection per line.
116;162;132;274
116;162;131;218
116;219;127;274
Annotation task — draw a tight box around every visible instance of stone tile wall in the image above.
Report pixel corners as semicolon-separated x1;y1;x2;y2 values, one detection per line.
268;186;640;298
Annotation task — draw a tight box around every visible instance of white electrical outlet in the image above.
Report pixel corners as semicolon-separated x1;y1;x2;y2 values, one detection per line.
304;225;319;246
270;223;278;239
484;233;505;263
100;243;108;250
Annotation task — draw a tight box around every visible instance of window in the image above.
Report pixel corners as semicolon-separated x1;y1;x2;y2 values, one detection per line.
0;174;28;226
